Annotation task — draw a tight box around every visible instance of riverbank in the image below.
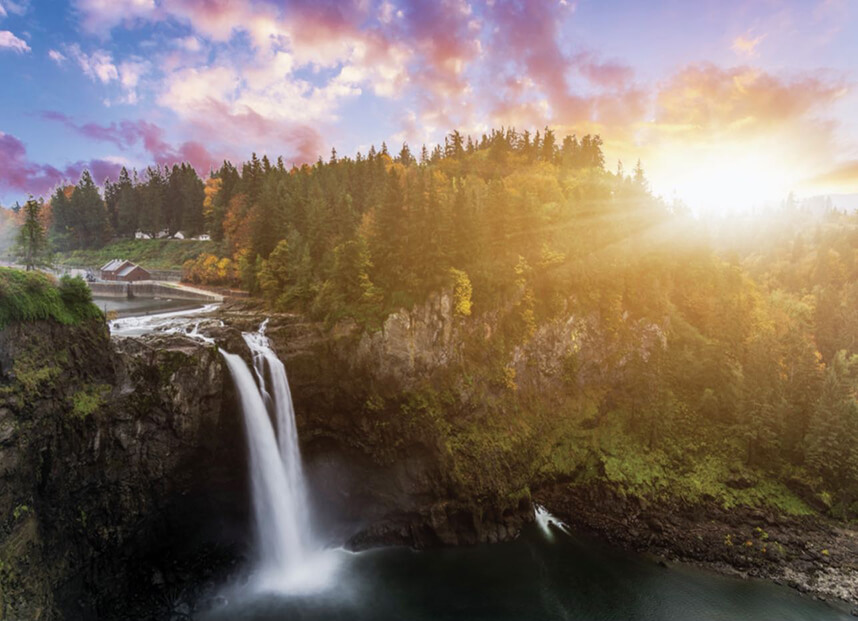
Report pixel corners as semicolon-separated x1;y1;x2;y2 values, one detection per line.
536;481;858;609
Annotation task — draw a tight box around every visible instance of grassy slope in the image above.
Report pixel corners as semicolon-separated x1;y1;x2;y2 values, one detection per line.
52;239;225;271
0;267;103;327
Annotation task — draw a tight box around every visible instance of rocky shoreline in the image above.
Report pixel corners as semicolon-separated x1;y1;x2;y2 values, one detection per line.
536;482;858;611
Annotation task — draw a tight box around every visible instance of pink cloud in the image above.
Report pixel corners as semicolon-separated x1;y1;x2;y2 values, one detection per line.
134;121;220;171
571;52;635;91
0;131;123;196
184;99;324;164
0;30;30;54
655;63;846;134
39;112;218;171
41;111;143;149
39;109;317;173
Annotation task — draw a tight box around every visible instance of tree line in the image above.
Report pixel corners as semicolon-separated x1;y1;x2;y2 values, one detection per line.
48;163;205;252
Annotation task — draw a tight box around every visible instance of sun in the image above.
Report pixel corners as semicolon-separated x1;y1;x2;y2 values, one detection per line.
652;143;795;216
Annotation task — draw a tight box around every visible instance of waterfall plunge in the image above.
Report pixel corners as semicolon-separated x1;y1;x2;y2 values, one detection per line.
221;323;338;593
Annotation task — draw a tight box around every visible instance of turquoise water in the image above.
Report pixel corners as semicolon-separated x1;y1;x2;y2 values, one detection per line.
199;522;852;621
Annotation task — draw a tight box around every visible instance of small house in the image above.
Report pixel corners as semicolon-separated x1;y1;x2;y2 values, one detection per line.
100;259;151;282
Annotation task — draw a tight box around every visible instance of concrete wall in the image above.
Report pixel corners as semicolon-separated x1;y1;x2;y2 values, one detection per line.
89;282;130;298
130;282;221;302
87;280;222;302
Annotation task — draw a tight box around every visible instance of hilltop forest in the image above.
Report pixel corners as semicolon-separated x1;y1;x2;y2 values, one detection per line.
5;127;858;518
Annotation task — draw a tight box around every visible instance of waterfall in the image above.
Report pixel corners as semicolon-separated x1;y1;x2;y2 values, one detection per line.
221;322;335;593
242;322;313;553
534;505;570;541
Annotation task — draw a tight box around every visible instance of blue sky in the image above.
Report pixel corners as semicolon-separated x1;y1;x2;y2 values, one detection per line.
1;0;857;211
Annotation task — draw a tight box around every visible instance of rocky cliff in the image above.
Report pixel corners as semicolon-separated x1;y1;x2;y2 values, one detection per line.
0;318;248;620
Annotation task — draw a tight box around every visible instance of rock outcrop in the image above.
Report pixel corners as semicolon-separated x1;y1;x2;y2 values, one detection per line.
0;319;247;620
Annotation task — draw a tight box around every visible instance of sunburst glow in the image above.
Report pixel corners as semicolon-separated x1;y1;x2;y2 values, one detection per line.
652;144;795;215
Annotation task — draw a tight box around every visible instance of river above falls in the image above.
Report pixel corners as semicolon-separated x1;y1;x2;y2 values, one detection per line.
198;519;852;621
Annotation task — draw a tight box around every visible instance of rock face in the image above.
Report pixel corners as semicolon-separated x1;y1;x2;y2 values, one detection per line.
0;319;248;620
352;292;461;386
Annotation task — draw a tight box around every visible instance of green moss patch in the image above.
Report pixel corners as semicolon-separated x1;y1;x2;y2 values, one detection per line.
70;384;111;419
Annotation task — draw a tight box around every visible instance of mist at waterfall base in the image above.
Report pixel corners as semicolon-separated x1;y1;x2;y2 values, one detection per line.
215;326;851;621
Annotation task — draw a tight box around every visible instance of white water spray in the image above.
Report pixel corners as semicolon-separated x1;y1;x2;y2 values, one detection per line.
534;505;570;541
222;322;338;593
109;303;221;337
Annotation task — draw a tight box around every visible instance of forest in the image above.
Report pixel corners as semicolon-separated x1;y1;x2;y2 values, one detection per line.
5;127;858;518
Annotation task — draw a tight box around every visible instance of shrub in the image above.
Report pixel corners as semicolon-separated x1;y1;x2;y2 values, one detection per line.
449;268;473;317
182;253;240;287
0;268;101;327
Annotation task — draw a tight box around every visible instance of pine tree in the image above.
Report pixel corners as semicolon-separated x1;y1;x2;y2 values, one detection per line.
15;196;49;270
115;167;139;237
633;159;647;188
69;170;110;248
139;167;166;238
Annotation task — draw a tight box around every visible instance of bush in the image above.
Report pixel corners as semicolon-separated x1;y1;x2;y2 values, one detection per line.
182;253;240;287
449;268;473;317
0;268;102;327
59;274;92;306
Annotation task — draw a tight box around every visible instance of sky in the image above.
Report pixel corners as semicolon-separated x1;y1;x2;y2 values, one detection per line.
1;0;857;212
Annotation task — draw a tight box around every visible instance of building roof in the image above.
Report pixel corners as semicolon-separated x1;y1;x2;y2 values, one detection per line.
100;259;126;272
117;264;145;277
100;259;149;276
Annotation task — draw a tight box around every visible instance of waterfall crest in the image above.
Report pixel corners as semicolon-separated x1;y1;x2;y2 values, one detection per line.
221;322;336;593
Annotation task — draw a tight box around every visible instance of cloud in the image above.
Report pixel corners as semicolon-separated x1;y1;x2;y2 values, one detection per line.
0;131;123;196
74;0;156;32
63;45;149;104
40;111;147;150
804;159;858;192
67;44;118;83
48;49;66;64
0;1;28;18
571;51;635;91
47;0;858;201
653;63;846;138
731;33;766;57
38;112;227;175
0;30;29;53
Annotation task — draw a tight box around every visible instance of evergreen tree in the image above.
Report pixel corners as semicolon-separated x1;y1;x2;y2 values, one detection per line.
115;167;139;237
15;197;49;270
139;167;166;237
66;170;110;248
